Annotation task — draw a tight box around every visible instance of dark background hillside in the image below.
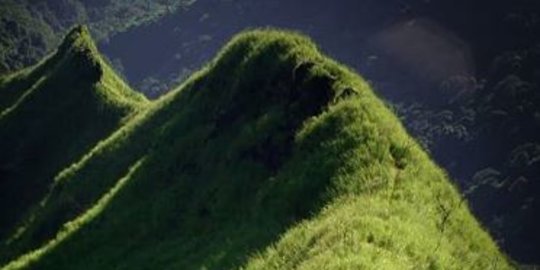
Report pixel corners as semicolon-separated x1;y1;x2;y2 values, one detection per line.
1;0;539;264
0;0;195;73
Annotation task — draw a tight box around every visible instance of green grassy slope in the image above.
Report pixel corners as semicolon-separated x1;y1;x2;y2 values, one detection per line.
1;29;512;269
0;26;147;243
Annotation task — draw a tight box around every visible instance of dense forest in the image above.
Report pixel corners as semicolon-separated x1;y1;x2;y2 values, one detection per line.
0;0;539;268
0;0;195;73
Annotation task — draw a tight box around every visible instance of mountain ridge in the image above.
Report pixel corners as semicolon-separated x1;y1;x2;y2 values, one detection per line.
1;26;513;269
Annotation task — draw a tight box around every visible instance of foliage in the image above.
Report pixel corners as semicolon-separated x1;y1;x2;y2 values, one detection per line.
393;102;474;150
0;0;195;73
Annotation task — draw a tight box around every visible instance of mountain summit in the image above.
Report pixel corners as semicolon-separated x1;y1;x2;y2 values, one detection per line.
0;27;512;269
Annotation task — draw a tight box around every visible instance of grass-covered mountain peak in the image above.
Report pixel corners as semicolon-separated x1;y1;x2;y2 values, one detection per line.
54;25;147;107
1;29;513;269
56;25;102;79
0;25;147;245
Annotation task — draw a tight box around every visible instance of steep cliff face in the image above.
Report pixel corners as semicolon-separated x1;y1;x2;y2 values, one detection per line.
1;28;512;269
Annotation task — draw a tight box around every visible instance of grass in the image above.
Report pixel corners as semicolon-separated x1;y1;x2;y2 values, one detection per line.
1;27;513;269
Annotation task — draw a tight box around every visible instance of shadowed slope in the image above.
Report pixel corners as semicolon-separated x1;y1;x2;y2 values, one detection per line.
2;30;512;269
0;26;148;242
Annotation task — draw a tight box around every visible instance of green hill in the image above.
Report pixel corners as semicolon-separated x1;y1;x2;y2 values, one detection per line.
0;26;147;243
1;28;512;269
